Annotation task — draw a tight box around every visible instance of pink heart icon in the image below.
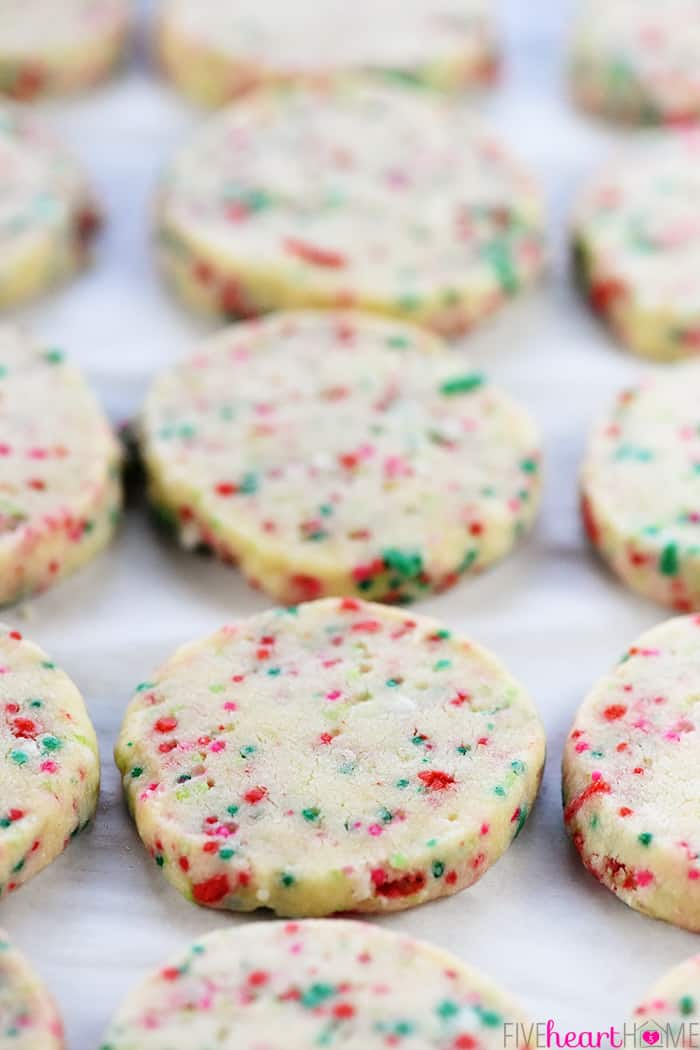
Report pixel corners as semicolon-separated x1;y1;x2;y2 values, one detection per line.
642;1032;660;1046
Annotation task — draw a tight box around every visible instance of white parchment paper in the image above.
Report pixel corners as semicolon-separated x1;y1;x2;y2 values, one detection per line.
3;2;697;1044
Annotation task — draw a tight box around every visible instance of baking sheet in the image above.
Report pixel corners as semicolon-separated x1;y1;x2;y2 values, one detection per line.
3;2;697;1044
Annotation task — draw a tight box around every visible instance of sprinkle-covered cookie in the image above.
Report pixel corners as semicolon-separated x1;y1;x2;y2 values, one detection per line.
630;955;700;1032
155;81;545;337
101;920;531;1050
157;0;499;107
0;326;122;605
571;0;700;125
0;626;100;898
115;598;545;916
581;363;700;612
0;932;64;1048
0;106;101;308
563;615;700;931
140;312;541;604
573;134;700;361
0;0;130;100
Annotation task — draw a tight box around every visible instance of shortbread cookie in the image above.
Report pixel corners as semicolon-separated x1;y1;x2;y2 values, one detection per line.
571;0;700;125
0;326;122;605
101;921;531;1049
0;626;100;897
155;81;545;337
630;955;700;1031
0;933;64;1048
157;0;499;107
0;106;101;308
573;135;700;361
0;0;130;100
581;363;700;612
115;599;545;916
140;312;541;604
563;615;700;931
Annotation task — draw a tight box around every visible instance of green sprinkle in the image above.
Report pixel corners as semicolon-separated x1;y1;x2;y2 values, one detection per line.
439;373;484;396
433;659;451;671
659;542;679;576
382;548;423;578
638;832;653;847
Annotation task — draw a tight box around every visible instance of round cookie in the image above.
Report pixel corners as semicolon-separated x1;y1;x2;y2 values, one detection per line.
0;0;130;100
101;920;531;1049
157;0;499;108
630;955;700;1033
140;312;541;605
0;625;100;898
571;0;700;125
115;598;546;917
581;363;700;612
155;81;545;337
0;932;64;1048
573;134;700;362
563;615;700;931
0;106;101;309
0;326;122;605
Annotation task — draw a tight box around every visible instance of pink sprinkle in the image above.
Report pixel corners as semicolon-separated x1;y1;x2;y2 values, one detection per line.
40;760;58;773
368;824;383;837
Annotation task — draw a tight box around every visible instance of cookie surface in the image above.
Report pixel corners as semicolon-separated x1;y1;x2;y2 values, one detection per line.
0;626;100;898
571;0;700;125
101;920;530;1049
630;955;700;1032
0;106;100;308
581;363;700;612
0;327;122;605
156;81;545;337
158;0;498;107
0;932;64;1048
563;615;700;931
0;0;130;100
141;312;541;604
115;598;545;917
573;135;700;361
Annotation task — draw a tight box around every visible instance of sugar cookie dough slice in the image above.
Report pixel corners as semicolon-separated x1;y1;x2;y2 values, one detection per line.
155;81;545;337
581;364;700;612
571;0;700;125
0;106;101;309
629;955;700;1033
157;0;499;108
563;615;700;931
0;0;130;100
0;626;100;898
101;921;531;1049
573;135;700;362
116;599;545;917
0;326;122;605
0;932;64;1048
140;312;541;605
